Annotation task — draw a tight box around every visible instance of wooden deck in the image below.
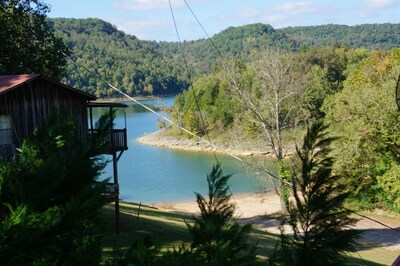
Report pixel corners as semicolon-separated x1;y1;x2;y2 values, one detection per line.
89;128;128;154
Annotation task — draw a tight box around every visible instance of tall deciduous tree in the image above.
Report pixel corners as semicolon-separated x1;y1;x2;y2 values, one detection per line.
226;48;306;211
0;0;69;79
322;48;400;210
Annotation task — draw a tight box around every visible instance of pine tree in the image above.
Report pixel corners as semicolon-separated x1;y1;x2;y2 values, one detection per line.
0;112;108;265
186;163;257;265
278;121;359;265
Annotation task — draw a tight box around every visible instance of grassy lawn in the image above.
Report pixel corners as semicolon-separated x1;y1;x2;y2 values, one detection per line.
100;202;398;265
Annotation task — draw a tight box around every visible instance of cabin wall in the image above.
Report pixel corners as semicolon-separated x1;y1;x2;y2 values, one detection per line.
0;78;90;149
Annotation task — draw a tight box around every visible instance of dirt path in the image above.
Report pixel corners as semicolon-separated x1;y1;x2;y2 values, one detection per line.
153;192;400;251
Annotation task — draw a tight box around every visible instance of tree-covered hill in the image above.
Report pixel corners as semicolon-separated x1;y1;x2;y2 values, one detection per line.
279;23;400;50
159;23;298;74
49;18;189;97
49;18;400;98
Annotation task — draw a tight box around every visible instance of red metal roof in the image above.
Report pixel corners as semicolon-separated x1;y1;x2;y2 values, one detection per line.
0;74;96;100
0;74;40;94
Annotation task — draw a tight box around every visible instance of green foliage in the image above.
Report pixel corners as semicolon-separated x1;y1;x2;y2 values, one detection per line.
377;163;400;212
279;23;400;50
161;23;298;75
275;121;359;265
0;0;70;79
187;164;257;265
0;112;107;265
301;45;370;119
323;48;400;211
45;17;400;98
49;18;189;97
172;72;239;136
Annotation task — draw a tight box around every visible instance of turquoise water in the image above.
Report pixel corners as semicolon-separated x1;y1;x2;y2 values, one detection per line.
99;97;270;203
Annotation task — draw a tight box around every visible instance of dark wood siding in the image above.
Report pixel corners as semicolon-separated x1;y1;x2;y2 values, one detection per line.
0;78;90;148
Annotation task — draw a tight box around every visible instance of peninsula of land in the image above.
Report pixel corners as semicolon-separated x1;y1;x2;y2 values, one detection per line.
136;130;293;157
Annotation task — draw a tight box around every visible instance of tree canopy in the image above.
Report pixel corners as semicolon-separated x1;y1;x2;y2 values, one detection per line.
50;18;189;98
0;0;69;79
47;18;400;97
323;48;400;211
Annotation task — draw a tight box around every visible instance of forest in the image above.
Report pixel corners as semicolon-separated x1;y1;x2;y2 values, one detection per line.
48;18;400;98
171;45;400;213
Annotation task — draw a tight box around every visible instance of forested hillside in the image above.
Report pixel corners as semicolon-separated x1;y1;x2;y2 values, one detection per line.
49;18;189;97
49;18;400;97
159;23;298;74
279;23;400;50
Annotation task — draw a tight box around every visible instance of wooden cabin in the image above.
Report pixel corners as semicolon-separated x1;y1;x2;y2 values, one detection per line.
0;74;95;158
0;74;128;158
0;74;128;232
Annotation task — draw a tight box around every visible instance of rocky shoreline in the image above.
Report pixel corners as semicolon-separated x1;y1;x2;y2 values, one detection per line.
136;130;276;157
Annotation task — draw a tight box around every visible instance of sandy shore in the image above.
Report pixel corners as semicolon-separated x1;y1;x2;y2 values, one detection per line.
152;191;281;218
136;130;276;156
152;192;400;251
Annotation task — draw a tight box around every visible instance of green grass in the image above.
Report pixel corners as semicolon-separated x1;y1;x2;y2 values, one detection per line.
101;203;192;251
100;202;399;265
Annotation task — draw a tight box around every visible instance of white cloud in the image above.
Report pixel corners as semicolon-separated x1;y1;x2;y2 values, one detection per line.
275;2;319;15
112;0;208;11
264;2;333;28
112;0;183;11
364;0;399;8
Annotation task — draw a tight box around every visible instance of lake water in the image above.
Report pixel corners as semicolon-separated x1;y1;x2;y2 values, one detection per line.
98;97;273;203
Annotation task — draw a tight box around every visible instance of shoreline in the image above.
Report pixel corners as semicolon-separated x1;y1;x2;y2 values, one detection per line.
136;130;277;157
94;95;177;103
94;95;156;103
150;190;281;218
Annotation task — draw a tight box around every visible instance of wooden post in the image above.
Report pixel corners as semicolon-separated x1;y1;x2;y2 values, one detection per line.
89;106;93;130
113;150;120;234
110;106;120;234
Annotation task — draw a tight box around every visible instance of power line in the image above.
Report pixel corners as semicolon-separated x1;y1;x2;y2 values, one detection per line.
5;0;398;239
178;0;400;239
168;0;246;218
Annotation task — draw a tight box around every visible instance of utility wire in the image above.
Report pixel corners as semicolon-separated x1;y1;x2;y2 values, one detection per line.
179;0;400;239
5;0;398;239
345;207;400;235
168;0;246;217
167;0;219;163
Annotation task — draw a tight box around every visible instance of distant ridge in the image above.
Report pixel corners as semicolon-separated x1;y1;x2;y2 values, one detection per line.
49;18;400;97
279;23;400;50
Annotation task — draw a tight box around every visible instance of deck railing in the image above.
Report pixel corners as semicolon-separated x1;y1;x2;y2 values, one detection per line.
89;129;128;154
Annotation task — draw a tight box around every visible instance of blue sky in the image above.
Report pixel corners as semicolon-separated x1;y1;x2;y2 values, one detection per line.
45;0;400;41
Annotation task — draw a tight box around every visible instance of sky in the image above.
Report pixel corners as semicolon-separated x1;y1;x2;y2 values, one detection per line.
45;0;400;42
